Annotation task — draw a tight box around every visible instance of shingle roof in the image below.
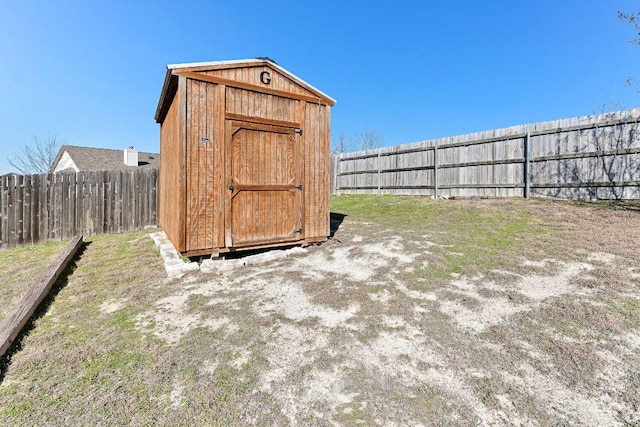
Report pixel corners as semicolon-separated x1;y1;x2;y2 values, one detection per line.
52;145;160;172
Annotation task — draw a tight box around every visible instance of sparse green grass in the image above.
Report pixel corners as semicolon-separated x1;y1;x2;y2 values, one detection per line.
1;196;639;425
331;195;546;279
0;239;71;319
0;230;172;425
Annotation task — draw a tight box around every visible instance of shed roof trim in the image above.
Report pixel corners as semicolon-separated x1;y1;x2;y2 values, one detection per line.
167;59;335;103
155;59;336;122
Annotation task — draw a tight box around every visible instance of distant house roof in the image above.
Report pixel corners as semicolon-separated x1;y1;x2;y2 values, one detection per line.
51;145;160;173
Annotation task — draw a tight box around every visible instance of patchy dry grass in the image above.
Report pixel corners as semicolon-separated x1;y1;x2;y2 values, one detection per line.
1;197;640;426
0;239;71;319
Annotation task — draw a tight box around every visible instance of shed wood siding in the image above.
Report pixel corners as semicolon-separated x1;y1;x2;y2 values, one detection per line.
186;79;222;253
304;102;330;239
226;87;299;123
204;66;320;99
156;59;334;256
159;85;184;252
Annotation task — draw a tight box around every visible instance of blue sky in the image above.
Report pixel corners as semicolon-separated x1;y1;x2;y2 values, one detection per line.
1;0;639;174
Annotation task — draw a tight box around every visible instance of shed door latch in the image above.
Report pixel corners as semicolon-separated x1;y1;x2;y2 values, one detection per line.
295;129;302;135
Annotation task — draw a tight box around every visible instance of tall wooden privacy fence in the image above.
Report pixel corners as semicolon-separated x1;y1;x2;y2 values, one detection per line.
332;109;640;200
0;168;158;249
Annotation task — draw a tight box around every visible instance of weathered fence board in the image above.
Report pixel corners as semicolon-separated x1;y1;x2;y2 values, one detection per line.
333;108;640;200
0;169;158;250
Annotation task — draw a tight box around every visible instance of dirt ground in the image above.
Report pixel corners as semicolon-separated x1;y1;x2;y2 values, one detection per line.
130;198;640;426
1;197;639;426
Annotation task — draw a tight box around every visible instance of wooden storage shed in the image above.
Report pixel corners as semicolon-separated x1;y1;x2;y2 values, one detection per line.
155;58;336;256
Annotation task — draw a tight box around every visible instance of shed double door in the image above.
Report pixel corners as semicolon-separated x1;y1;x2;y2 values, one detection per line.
225;120;303;248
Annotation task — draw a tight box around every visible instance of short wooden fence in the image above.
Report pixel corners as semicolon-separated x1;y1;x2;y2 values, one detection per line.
0;168;158;249
332;109;640;200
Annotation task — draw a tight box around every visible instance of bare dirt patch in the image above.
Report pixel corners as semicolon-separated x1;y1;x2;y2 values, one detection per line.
130;198;640;425
2;198;639;426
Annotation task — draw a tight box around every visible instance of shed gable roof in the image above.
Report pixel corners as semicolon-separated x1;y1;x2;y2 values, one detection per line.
51;145;160;172
155;58;336;123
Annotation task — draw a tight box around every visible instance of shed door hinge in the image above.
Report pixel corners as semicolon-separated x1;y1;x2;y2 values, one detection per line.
295;228;302;234
294;184;303;190
295;129;302;135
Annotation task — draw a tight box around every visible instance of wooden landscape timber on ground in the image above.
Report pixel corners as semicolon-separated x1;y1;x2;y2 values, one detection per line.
0;235;83;357
333;108;640;200
155;58;336;257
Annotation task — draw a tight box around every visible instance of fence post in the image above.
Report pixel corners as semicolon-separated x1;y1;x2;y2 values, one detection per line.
0;175;7;248
524;131;530;198
434;142;439;199
377;148;382;195
334;155;340;196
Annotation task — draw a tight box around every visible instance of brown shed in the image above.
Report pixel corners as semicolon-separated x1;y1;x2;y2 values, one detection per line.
155;58;336;256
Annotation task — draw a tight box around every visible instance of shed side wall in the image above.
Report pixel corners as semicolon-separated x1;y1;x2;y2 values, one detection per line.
159;89;185;251
303;102;330;239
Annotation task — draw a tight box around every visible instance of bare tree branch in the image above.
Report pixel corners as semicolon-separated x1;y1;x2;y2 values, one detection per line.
331;130;384;155
8;135;60;174
619;10;640;92
619;10;640;45
356;129;383;151
331;132;354;155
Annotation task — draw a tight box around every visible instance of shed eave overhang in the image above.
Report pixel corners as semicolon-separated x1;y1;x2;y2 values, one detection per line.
154;70;178;123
